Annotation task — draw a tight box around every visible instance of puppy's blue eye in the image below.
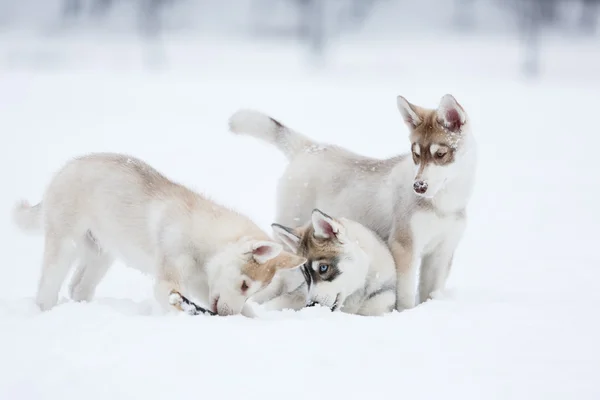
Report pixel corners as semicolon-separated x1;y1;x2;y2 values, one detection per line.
319;264;329;273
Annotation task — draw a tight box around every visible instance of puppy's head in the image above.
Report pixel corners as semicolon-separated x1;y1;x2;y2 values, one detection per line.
205;238;306;316
271;209;369;312
397;94;474;198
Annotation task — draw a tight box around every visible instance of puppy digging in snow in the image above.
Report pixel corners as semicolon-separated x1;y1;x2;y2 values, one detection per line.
251;209;396;316
12;153;306;317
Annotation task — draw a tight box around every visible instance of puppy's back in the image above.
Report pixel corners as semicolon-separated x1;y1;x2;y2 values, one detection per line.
45;153;268;248
39;153;186;246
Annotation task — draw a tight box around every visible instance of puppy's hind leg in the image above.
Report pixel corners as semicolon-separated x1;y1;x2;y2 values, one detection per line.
68;232;115;303
36;231;78;311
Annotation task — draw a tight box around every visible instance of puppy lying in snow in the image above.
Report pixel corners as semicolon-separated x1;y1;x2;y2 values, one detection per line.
12;152;306;317
251;209;396;316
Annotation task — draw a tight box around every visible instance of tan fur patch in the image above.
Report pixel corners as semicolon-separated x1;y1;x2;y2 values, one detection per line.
242;252;306;284
294;224;344;283
389;238;413;275
409;110;458;168
297;225;340;259
389;223;414;275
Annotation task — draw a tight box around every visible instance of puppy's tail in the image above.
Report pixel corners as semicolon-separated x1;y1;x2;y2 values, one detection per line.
12;200;43;234
228;109;314;161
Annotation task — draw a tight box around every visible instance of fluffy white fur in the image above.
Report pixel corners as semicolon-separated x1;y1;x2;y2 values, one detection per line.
229;94;477;310
265;209;397;316
12;153;305;317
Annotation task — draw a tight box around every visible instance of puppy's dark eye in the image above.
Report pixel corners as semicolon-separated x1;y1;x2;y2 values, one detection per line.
241;281;249;292
319;264;329;274
436;151;446;158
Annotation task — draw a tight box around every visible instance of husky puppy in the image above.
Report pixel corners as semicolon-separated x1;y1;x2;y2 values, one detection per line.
266;209;396;316
228;94;477;310
12;153;306;317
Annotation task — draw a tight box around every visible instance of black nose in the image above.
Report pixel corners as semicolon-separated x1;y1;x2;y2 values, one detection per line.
413;180;428;194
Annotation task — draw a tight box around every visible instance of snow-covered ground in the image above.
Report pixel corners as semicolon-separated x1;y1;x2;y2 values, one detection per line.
1;32;599;400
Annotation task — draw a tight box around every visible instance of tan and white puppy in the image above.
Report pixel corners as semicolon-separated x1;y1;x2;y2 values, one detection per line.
228;94;476;311
264;209;396;316
12;153;306;317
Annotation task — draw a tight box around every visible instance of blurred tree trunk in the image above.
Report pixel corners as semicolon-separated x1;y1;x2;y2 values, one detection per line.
580;0;599;33
298;0;327;65
452;0;476;30
520;0;543;77
61;0;83;18
90;0;114;18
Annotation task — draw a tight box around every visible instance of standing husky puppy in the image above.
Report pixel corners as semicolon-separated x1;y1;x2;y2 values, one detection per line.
12;153;306;317
228;94;477;310
265;209;396;316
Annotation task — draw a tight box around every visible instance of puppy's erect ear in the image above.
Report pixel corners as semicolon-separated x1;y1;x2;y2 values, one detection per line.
251;241;283;264
397;96;423;129
272;251;307;272
311;209;345;241
437;94;466;133
271;223;301;253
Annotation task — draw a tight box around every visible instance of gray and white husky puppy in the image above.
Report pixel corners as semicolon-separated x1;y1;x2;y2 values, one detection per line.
250;209;396;316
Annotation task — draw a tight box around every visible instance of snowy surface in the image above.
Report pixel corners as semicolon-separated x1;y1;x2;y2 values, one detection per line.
1;33;600;400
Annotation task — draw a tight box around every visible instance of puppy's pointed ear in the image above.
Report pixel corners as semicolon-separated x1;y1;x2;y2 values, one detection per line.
251;241;283;264
273;252;307;272
311;209;345;241
271;223;301;253
437;94;466;133
397;95;423;129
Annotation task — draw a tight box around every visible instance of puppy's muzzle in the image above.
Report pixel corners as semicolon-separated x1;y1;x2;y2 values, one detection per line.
307;293;340;311
413;180;428;194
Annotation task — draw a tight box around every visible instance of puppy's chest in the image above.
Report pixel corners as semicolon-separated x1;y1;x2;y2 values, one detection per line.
409;211;463;254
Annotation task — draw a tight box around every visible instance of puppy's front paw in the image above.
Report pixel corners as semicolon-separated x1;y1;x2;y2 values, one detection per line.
395;295;416;311
168;290;185;311
241;302;257;318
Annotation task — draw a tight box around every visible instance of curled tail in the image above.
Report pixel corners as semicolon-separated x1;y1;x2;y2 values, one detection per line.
228;109;314;160
12;200;43;234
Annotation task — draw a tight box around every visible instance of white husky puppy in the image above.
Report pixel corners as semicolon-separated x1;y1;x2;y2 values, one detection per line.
12;153;306;317
228;94;477;310
261;209;396;316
